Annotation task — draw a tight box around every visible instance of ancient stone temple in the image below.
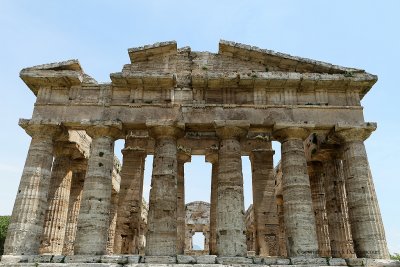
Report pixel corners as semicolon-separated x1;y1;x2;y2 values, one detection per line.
1;40;397;266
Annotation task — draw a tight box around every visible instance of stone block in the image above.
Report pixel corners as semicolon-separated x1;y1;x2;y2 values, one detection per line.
52;255;66;263
347;258;366;266
252;256;263;264
329;258;348;266
196;255;217;264
216;256;253;264
263;257;278;265
0;255;29;263
365;259;400;267
247;251;256;257
127;255;141;263
28;255;54;263
276;258;291;265
143;256;177;264
101;255;128;264
177;255;196;264
64;255;102;263
290;256;328;265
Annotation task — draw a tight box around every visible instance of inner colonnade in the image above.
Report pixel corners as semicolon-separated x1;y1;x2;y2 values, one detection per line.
2;40;391;263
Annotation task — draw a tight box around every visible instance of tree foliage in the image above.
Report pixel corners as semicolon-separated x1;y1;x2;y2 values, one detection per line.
0;216;10;255
391;253;400;261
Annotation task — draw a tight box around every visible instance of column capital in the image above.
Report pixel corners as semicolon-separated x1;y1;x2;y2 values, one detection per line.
177;145;191;163
214;120;249;140
53;142;81;158
332;122;376;142
313;147;343;162
83;120;122;139
249;148;274;162
273;122;315;142
70;158;88;172
19;119;62;139
122;132;149;155
205;146;219;164
146;119;185;139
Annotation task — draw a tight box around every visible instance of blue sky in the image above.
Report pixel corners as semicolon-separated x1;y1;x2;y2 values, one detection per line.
0;1;399;253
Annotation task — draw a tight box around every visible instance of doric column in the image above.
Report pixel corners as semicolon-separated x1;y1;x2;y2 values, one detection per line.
250;145;277;256
74;123;121;255
205;149;218;255
214;120;249;256
204;230;210;252
276;196;287;257
62;159;87;255
334;123;389;259
273;123;318;257
320;150;355;258
114;133;147;254
106;189;119;255
145;120;184;256
308;161;331;257
4;121;60;255
177;146;191;254
40;145;75;255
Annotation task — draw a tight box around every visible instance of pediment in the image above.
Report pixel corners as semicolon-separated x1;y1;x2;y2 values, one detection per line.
122;40;365;75
218;40;363;74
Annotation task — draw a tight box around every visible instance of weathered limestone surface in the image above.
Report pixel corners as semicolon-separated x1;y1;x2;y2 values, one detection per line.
215;120;248;257
114;134;147;254
273;124;318;257
274;165;288;257
145;120;184;256
74;124;122;255
185;201;210;255
106;189;119;255
336;124;390;259
62;161;86;255
308;161;331;257
322;152;356;258
177;147;191;254
40;153;73;255
249;146;278;256
205;150;218;255
4;121;60;255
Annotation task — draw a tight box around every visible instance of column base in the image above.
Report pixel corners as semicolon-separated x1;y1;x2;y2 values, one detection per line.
1;255;399;267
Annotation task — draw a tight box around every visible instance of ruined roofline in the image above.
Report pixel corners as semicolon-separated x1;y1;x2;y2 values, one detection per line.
19;59;97;95
19;40;378;99
219;40;365;75
185;201;210;207
128;40;177;63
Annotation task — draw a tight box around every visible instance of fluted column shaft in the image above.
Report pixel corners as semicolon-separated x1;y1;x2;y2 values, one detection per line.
40;153;73;254
308;161;331;257
62;160;86;255
273;125;318;257
338;128;389;259
214;121;248;256
145;121;184;256
205;151;218;255
177;148;191;254
106;190;119;255
74;125;120;255
276;196;287;257
114;135;147;254
4;123;60;255
250;148;278;256
322;155;355;258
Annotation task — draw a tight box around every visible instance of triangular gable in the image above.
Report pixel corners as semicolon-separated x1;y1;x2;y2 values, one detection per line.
219;40;364;74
